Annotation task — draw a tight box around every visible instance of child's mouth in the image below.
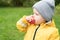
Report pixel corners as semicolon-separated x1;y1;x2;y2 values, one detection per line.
26;16;35;24
29;19;35;24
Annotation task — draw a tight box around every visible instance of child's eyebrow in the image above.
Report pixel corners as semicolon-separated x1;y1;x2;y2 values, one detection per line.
35;12;39;15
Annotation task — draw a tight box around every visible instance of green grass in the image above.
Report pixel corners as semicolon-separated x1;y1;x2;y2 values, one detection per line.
54;5;60;34
0;7;32;40
0;6;60;40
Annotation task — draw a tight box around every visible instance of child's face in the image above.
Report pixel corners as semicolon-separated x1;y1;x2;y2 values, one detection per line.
26;9;45;24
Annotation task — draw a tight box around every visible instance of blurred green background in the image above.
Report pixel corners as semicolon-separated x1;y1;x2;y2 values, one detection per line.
0;0;60;7
0;0;60;40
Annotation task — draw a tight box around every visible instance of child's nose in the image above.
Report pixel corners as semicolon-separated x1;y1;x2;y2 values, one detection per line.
31;15;34;18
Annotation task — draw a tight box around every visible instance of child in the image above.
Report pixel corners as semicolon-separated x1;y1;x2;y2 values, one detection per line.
16;0;60;40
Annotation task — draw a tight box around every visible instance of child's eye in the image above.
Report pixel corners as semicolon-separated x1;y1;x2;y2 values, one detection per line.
35;13;39;15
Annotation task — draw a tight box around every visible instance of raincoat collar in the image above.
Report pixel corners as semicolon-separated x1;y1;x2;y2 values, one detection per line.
40;20;55;28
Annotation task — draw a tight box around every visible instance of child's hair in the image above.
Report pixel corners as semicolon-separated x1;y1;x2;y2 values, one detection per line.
32;0;55;22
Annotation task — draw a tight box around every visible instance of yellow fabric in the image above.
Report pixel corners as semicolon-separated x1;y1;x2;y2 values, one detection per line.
16;16;60;40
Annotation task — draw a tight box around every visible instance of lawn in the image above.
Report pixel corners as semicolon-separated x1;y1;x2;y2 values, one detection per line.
0;6;60;40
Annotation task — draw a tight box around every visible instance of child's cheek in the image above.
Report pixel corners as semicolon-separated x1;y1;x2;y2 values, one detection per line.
34;18;38;24
34;16;41;24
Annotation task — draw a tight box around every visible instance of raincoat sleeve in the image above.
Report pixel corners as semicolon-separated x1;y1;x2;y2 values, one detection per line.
16;16;30;32
49;28;60;40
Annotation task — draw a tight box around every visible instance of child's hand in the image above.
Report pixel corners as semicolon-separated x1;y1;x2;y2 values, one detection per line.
17;16;29;27
26;15;35;24
16;16;30;32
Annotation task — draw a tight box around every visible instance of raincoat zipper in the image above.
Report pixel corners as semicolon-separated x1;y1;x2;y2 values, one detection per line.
33;25;40;40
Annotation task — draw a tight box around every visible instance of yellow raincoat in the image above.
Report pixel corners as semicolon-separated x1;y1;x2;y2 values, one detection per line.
16;16;60;40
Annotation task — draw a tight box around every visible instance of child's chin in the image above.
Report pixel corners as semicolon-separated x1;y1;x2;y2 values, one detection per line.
35;22;41;25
